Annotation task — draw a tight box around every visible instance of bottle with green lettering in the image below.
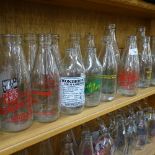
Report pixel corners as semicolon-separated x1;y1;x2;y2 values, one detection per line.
85;34;102;107
101;36;117;101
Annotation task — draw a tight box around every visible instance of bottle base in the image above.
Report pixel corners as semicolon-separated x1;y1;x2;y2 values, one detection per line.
101;93;115;102
1;119;33;132
119;89;137;96
61;106;84;115
34;114;59;123
85;94;101;107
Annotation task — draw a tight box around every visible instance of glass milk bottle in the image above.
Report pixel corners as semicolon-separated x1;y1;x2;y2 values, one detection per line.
138;36;152;88
60;48;85;115
118;36;139;96
31;34;60;122
101;36;117;101
0;34;33;132
106;24;120;65
85;34;102;107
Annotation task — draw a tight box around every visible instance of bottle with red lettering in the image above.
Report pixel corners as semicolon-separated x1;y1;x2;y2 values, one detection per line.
118;36;139;96
0;34;33;132
31;34;60;122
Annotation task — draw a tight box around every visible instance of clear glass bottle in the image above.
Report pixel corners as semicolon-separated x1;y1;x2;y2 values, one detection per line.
60;48;85;115
24;34;37;77
137;26;146;53
118;36;139;96
135;111;147;150
151;36;155;86
60;132;78;155
85;34;102;107
70;33;84;69
138;36;152;88
15;149;29;155
94;118;114;155
51;34;63;73
0;34;33;132
106;24;120;65
31;34;60;122
61;143;75;155
101;36;117;101
79;131;94;155
38;139;54;155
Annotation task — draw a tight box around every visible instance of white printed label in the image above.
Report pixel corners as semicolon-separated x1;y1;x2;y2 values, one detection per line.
129;48;138;55
60;77;85;108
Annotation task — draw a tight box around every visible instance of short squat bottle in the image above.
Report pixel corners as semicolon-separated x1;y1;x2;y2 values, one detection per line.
151;36;155;86
101;36;117;101
60;48;85;115
138;36;152;88
118;36;139;96
31;34;60;122
85;34;102;107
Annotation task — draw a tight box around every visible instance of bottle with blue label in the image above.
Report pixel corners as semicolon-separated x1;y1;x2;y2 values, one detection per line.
60;48;85;115
85;34;102;107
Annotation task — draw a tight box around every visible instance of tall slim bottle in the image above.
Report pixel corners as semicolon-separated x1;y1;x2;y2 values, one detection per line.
51;34;62;73
70;33;84;68
118;36;139;96
31;34;60;122
101;36;117;101
138;36;152;88
106;24;120;65
24;34;37;77
60;48;85;115
85;34;102;107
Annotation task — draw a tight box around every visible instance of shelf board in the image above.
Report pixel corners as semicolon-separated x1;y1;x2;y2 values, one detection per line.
25;0;155;18
0;87;155;155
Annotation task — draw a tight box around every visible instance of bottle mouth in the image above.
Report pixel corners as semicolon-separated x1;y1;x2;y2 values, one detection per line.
1;34;22;43
107;24;116;30
39;34;52;44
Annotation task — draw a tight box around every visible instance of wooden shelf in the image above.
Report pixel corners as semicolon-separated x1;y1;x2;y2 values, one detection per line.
0;87;155;155
25;0;155;18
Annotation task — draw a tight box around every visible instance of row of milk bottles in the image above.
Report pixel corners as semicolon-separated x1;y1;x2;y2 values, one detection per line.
0;25;155;132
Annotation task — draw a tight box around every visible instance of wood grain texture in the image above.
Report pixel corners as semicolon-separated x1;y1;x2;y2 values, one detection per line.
0;88;155;155
0;0;150;58
25;0;155;18
0;1;154;155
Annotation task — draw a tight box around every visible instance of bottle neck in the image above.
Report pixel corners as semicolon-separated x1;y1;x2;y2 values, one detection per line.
110;29;116;42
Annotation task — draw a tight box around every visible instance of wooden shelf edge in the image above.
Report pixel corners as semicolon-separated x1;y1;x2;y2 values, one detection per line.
0;87;155;155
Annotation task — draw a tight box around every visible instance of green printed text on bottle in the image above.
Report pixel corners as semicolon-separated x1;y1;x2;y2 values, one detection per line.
85;75;102;95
